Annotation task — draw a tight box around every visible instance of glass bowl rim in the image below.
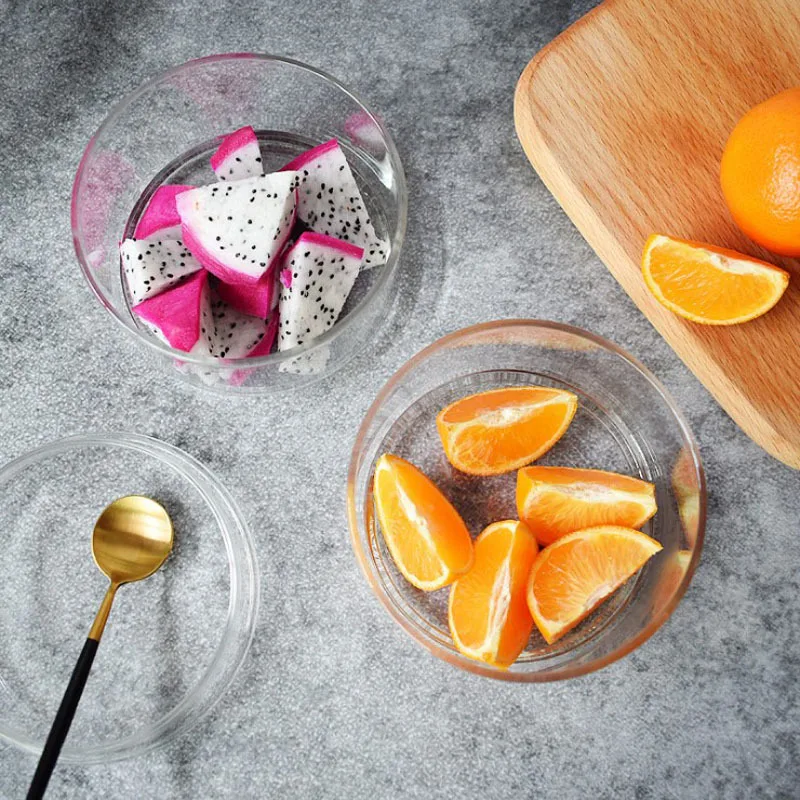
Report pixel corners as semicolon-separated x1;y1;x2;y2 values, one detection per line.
0;431;260;762
347;318;706;682
71;52;408;370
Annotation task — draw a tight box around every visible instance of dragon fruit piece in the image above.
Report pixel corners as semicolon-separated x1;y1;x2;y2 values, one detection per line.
228;313;280;387
133;270;213;353
245;312;278;358
210;126;264;182
178;299;279;388
216;264;279;319
277;231;364;352
280;139;389;269
177;173;297;285
207;295;274;359
120;237;202;305
134;185;194;240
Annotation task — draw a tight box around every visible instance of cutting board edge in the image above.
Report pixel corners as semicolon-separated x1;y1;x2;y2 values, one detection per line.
514;45;800;471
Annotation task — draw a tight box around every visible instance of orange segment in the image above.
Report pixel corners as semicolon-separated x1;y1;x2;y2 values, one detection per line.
642;234;789;325
373;454;473;591
448;520;538;668
516;466;657;546
527;526;662;644
436;387;578;476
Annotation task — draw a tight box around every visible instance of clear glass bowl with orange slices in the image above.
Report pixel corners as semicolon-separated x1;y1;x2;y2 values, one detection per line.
347;320;705;681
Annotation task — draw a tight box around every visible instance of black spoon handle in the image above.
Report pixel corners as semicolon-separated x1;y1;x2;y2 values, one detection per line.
27;638;99;800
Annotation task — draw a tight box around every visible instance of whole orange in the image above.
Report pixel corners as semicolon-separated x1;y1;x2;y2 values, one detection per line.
720;87;800;256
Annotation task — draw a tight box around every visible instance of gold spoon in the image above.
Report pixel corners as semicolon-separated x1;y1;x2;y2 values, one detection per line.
28;496;174;799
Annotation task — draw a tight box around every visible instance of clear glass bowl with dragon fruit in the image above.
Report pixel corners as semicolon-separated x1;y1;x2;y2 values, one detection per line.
72;54;407;392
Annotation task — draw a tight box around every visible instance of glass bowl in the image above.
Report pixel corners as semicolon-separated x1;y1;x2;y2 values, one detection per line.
348;320;705;681
0;432;258;762
72;54;407;393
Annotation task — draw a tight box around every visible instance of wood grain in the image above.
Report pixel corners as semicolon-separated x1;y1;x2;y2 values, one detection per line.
514;0;800;470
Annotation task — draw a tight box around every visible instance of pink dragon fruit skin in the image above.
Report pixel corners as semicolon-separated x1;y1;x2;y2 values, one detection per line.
134;184;194;240
133;269;212;353
210;126;264;182
278;231;364;352
216;264;279;319
280;139;388;269
177;173;298;285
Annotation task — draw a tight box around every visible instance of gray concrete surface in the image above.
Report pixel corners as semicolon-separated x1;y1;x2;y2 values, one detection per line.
1;0;798;797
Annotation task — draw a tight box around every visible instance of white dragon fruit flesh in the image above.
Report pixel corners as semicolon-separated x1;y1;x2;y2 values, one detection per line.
134;184;194;240
210;126;264;182
133;269;213;354
207;294;276;359
177;173;297;285
280;139;388;269
120;237;202;305
277;231;363;352
216;263;279;319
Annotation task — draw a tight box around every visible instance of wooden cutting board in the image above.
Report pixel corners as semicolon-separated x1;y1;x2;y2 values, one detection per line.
515;0;800;470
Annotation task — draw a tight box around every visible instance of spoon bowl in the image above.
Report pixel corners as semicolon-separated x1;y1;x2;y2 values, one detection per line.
92;496;174;585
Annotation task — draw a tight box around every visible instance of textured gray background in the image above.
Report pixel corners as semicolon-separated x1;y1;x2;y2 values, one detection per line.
1;0;799;797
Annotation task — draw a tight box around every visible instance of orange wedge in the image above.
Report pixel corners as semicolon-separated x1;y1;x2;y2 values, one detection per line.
642;234;789;325
448;520;538;668
516;466;657;546
527;526;662;644
436;386;578;476
373;453;473;591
